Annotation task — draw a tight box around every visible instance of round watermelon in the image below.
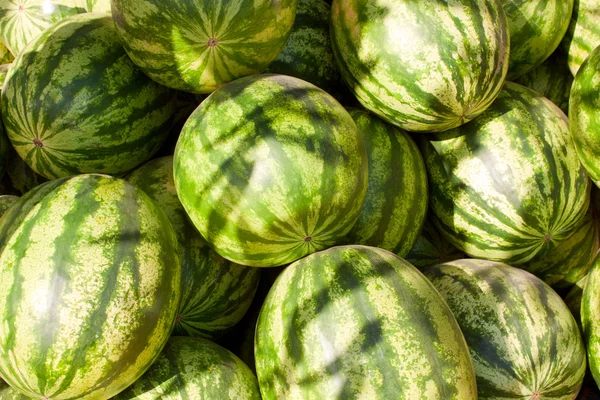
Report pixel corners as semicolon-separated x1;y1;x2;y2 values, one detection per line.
405;215;466;269
0;174;181;399
111;0;296;94
0;0;86;56
114;337;260;400
126;156;260;339
265;0;350;104
173;74;368;267
500;0;574;79
424;259;586;399
1;13;176;180
255;245;477;399
570;45;600;189
330;0;509;132
423;81;590;267
514;49;574;114
343;109;427;257
561;0;600;76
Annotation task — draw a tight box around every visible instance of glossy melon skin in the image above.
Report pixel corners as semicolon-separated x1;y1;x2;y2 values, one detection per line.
330;0;509;132
0;174;182;399
174;74;368;267
111;0;296;93
425;259;586;399
255;245;477;400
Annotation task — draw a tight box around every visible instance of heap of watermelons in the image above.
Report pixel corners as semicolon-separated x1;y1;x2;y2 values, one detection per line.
0;0;598;398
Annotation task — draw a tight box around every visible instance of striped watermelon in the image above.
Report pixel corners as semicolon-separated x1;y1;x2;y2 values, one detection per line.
501;0;574;79
424;259;586;399
0;40;12;63
174;74;368;267
514;49;574;114
265;0;350;104
0;194;18;217
330;0;509;132
126;156;260;339
561;0;600;76
423;81;590;266
0;0;86;56
255;245;477;399
405;215;466;269
114;337;260;400
0;174;182;399
1;13;176;180
570;45;600;189
343;109;427;257
111;0;296;94
582;252;600;389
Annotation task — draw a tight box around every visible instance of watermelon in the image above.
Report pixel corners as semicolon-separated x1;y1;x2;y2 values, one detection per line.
405;215;466;269
514;49;574;114
1;13;176;180
0;0;86;56
500;0;574;79
0;194;18;217
265;0;350;104
126;156;260;339
581;252;600;389
0;174;181;399
114;337;260;400
423;81;590;267
330;0;509;132
173;74;368;267
0;380;29;399
516;185;600;289
255;245;477;399
566;275;588;332
343;109;427;257
561;0;600;76
570;45;600;189
0;40;12;64
111;0;296;94
424;259;586;399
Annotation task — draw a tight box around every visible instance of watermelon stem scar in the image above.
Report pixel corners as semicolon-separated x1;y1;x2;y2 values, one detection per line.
304;236;312;243
33;139;43;148
207;38;218;47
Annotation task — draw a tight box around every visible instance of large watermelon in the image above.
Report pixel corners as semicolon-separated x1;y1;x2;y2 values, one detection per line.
330;0;509;132
0;174;181;399
405;215;466;269
500;0;573;79
265;0;350;104
423;81;590;266
111;0;296;94
174;74;368;267
570;45;600;188
0;0;86;56
424;259;586;399
126;156;260;339
514;49;574;114
255;245;477;399
114;337;260;399
0;40;12;63
1;13;176;180
343;109;427;257
561;0;600;76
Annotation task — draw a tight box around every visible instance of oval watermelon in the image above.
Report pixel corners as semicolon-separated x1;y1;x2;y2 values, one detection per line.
330;0;509;132
500;0;574;79
173;74;368;267
514;49;574;114
343;109;428;257
255;245;477;399
1;13;176;180
0;174;181;399
114;337;260;400
424;259;586;399
111;0;296;94
0;0;86;56
570;45;600;189
561;0;600;76
423;81;590;266
405;215;466;269
126;156;260;339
